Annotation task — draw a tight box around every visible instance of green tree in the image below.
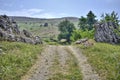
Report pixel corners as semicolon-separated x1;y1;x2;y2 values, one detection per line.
101;11;119;26
87;11;96;30
58;19;75;43
78;16;87;31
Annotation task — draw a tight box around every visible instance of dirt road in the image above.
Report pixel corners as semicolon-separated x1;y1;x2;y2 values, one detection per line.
21;45;100;80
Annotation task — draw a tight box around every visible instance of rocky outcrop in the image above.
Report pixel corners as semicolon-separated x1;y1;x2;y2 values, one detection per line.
0;15;42;44
94;22;120;44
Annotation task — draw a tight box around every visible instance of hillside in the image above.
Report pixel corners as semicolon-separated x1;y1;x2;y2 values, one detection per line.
9;16;79;39
10;16;79;23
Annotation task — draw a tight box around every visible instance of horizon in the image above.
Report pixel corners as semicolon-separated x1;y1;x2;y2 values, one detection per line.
0;0;120;19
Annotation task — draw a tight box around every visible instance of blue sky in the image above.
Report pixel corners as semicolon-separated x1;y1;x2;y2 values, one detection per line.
0;0;120;19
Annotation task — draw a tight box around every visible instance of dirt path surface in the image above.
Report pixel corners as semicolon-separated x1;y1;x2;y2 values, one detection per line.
68;46;101;80
21;45;101;80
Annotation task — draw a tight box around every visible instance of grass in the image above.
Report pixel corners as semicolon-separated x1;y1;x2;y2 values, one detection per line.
0;41;43;80
78;42;120;80
18;22;60;38
48;47;82;80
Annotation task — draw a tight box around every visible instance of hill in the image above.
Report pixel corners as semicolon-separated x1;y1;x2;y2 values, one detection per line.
9;16;79;23
9;16;79;39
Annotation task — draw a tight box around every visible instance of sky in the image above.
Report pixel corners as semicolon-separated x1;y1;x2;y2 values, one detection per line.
0;0;120;19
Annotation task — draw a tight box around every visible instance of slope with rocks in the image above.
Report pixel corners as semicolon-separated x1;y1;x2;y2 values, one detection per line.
0;15;42;44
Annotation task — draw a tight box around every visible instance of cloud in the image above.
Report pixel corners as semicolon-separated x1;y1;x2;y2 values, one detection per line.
0;9;71;18
0;8;43;17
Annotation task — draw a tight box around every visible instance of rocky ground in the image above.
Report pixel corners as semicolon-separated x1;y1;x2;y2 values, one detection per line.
21;45;100;80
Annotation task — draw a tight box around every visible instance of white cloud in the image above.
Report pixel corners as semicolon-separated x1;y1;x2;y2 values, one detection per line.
0;8;43;17
0;9;71;18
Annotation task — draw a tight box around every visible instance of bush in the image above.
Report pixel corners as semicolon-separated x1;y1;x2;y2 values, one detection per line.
70;29;94;42
70;30;81;41
80;29;94;39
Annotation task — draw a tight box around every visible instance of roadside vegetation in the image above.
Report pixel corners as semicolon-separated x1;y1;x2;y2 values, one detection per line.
0;42;43;80
78;42;120;80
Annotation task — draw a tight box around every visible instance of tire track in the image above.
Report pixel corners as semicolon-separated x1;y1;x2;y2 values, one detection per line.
68;46;101;80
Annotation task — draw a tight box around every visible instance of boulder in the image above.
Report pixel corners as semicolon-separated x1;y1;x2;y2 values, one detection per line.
60;39;67;43
34;36;42;44
0;15;42;44
23;29;32;38
94;22;120;44
75;38;88;44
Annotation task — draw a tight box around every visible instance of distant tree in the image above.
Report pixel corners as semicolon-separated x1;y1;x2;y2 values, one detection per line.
40;24;43;27
101;11;119;26
58;19;75;43
78;16;87;31
87;11;96;30
44;23;48;27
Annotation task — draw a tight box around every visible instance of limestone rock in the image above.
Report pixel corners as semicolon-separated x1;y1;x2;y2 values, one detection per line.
75;38;88;44
23;29;32;38
0;15;42;44
94;22;120;44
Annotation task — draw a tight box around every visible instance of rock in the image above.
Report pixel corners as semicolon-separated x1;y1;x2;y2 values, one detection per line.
23;29;32;38
60;39;67;43
94;22;120;44
34;36;42;44
24;37;35;44
0;15;42;44
83;41;94;47
75;38;88;44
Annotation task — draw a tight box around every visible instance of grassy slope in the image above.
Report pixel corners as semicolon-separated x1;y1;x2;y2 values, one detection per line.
0;42;43;80
78;42;120;80
15;16;79;39
18;22;59;38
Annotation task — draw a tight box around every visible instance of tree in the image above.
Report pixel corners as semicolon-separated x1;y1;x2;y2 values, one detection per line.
101;11;119;26
87;11;96;30
58;19;75;43
44;23;48;27
78;16;87;31
78;11;96;31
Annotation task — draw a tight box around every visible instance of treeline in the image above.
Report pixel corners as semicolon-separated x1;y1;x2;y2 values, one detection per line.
58;11;120;44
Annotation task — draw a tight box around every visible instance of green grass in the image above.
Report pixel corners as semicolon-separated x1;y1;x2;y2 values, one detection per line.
18;22;60;38
0;41;43;80
78;42;120;80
